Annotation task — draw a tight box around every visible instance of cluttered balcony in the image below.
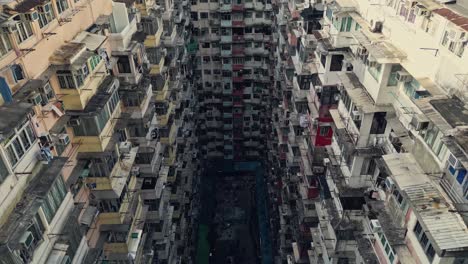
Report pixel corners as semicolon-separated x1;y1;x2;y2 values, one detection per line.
49;40;108;111
84;145;138;199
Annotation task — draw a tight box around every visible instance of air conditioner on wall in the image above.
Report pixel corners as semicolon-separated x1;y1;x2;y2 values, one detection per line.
396;71;413;82
59;134;70;145
351;110;362;121
366;58;377;68
370;219;382;232
414;5;430;16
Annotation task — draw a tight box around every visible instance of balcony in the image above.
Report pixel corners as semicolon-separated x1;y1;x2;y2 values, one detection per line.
220;4;232;12
109;11;138;51
232;4;245;11
162;146;177;166
232;47;245;55
149;56;166;76
120;79;153;120
220;35;232;43
221;49;232;56
162;25;179;47
50;42;108;111
103;243;129;260
156;103;174;126
218;62;231;71
68;77;122;152
144;27;163;48
155;79;170;102
221;19;232;27
160;122;177;145
85;147;138;198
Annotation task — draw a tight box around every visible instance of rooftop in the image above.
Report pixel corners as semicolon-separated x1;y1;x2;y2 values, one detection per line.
10;0;47;13
383;153;468;251
352;30;406;64
338;72;393;113
0;158;67;253
72;31;107;52
443;129;468;169
50;43;87;65
0;102;32;142
430;97;468;128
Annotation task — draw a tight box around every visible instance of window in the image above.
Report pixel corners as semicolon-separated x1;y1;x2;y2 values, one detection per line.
319;126;330;136
71;90;119;136
387;65;402;86
117;55;131;73
370;112;387;134
56;0;69;14
5;123;36;167
11;64;24;82
340;17;353;32
426;244;435;261
456;41;466;58
0;155;9;183
0;33;12;57
75;64;89;87
330;54;344;71
57;70;76;89
200;12;208;19
42;176;67;223
89;55;102;71
15;21;33;43
38;2;55;28
368;63;382;81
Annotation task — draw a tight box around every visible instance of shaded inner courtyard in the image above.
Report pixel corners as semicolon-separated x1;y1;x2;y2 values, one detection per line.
196;161;272;264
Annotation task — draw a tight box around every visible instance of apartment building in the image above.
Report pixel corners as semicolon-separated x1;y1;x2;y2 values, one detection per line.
272;0;468;262
191;0;275;160
0;0;195;263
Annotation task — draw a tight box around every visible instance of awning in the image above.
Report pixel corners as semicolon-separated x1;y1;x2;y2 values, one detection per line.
73;31;107;51
80;206;98;226
71;51;95;70
329;109;345;130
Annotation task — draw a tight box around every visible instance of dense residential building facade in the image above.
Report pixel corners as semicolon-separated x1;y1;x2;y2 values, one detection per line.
0;0;196;263
191;0;275;160
270;0;468;262
0;0;468;263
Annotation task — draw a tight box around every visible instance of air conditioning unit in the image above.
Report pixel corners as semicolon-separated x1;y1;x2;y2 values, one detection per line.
68;118;80;127
366;58;377;68
2;22;18;33
315;85;322;93
414;4;430;16
58;134;70;145
410;114;429;131
356;46;368;56
131;166;140;176
119;142;131;154
351;110;362;121
405;0;417;8
370;219;382;232
28;92;43;105
19;231;35;249
396;71;412;82
373;136;385;146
